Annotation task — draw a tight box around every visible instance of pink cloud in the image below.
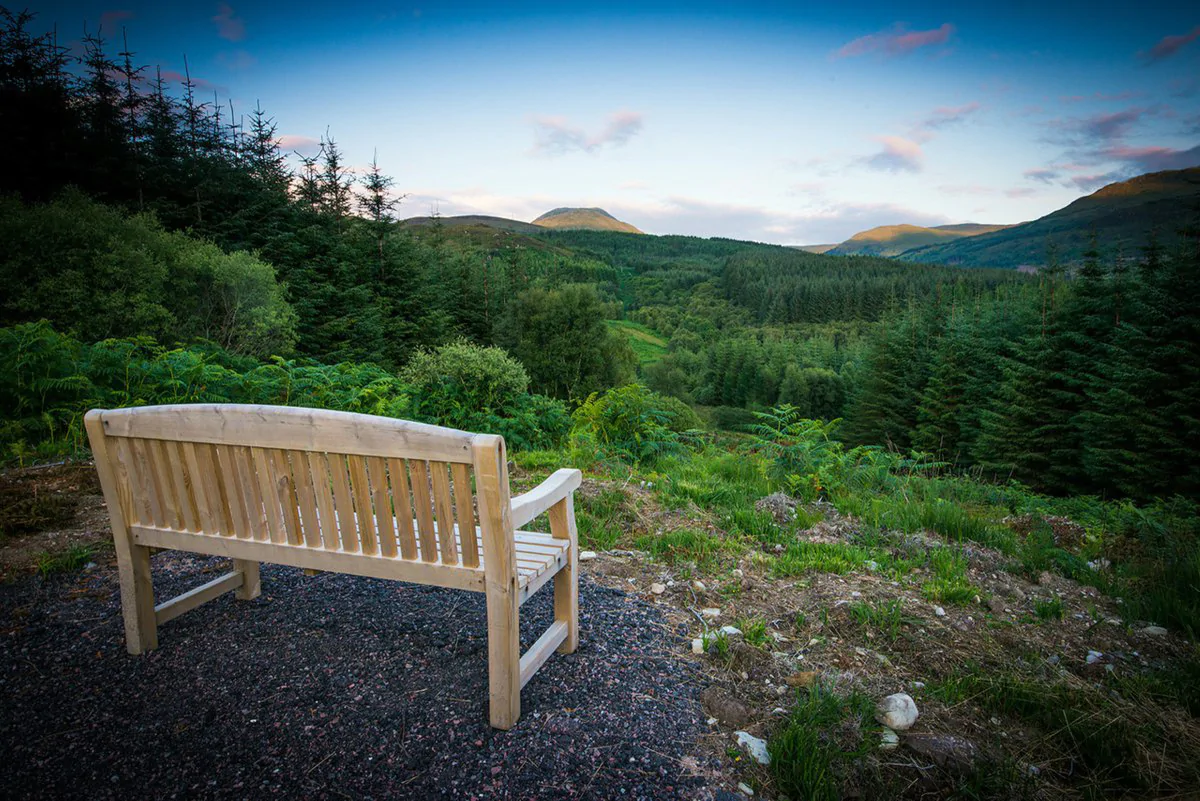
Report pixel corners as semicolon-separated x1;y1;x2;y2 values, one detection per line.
859;135;924;172
532;110;645;156
835;23;955;59
158;70;228;95
923;102;981;129
278;134;321;157
1005;187;1038;198
99;10;133;32
212;3;246;42
1023;168;1059;183
1101;144;1200;172
1140;26;1200;63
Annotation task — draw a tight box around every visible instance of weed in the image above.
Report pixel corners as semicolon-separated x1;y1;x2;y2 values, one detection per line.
636;528;725;569
847;599;905;642
769;683;877;801
35;543;92;577
773;541;877;577
794;611;808;632
736;616;770;648
576;487;632;550
1033;597;1063;621
922;578;977;605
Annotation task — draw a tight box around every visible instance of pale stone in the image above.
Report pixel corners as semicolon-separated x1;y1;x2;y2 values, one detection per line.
734;731;771;765
875;693;919;731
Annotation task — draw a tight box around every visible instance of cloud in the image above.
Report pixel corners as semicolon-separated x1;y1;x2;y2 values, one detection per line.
1080;108;1148;142
212;3;246;42
531;110;644;156
99;10;133;32
1140;26;1200;63
834;23;955;59
1005;187;1038;198
1023;168;1059;183
1070;172;1125;192
922;102;981;130
278;134;321;157
1100;144;1200;172
859;135;924;172
158;69;228;95
217;49;256;70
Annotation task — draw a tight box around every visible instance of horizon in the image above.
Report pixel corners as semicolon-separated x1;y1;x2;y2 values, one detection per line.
26;0;1200;244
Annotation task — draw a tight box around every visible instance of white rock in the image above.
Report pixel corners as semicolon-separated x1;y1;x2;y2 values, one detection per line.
720;625;743;636
772;707;786;715
691;638;705;655
875;693;919;731
706;716;718;726
911;681;926;690
650;583;666;595
737;781;755;796
1142;625;1168;636
701;607;722;619
579;550;598;561
934;606;946;617
691;580;707;592
851;591;862;598
879;728;900;750
734;731;771;765
1086;650;1103;664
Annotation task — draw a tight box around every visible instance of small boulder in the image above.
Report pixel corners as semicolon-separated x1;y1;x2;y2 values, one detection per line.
737;781;755;796
734;731;771;765
650;583;666;595
986;597;1006;613
875;693;919;731
579;550;598;561
701;607;722;619
691;638;705;655
1141;625;1168;636
879;728;900;750
720;625;743;636
692;580;707;592
934;606;946;617
904;733;980;775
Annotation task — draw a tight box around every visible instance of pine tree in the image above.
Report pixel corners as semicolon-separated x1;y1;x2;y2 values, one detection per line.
357;153;403;279
319;133;354;226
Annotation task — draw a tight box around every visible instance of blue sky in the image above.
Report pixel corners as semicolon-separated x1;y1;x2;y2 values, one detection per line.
32;1;1200;243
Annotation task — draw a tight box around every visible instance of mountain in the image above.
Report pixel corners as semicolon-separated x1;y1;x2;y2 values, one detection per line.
826;223;1013;257
901;168;1200;268
401;214;544;234
791;244;838;254
532;207;643;234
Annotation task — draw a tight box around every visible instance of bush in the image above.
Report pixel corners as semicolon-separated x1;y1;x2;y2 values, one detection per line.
571;383;697;464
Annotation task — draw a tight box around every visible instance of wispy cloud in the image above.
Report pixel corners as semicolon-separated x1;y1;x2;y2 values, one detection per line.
922;102;981;130
1005;187;1038;198
531;110;644;156
212;3;246;42
834;23;955;59
278;134;321;157
1100;144;1200;172
859;135;924;172
1140;25;1200;63
158;69;228;95
1023;168;1059;183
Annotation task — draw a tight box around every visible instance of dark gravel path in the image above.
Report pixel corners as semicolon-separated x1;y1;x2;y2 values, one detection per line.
1;555;714;800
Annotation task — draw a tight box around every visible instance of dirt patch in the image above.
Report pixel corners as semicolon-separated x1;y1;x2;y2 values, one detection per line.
0;463;109;581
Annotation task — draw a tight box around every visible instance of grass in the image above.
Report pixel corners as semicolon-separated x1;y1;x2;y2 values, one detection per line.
35;543;92;577
921;547;979;604
636;528;727;569
606;319;668;366
1034;597;1064;621
847;599;905;642
575;487;633;550
735;616;770;647
926;665;1200;794
769;684;877;801
773;541;879;577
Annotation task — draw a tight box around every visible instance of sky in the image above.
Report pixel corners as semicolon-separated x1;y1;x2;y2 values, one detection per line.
30;0;1200;244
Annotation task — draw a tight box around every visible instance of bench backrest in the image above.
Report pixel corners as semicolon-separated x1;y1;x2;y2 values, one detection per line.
87;404;515;579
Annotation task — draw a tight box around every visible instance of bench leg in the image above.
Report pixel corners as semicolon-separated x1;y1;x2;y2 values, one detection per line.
117;542;157;654
549;495;579;654
486;582;521;729
234;559;261;600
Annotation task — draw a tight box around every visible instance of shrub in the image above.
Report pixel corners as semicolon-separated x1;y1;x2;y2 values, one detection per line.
571;383;695;464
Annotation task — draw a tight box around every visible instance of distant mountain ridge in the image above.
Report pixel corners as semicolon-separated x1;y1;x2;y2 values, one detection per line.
532;207;643;234
900;168;1200;268
826;223;1013;257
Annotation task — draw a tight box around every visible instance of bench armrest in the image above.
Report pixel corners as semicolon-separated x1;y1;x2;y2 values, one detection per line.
510;468;582;529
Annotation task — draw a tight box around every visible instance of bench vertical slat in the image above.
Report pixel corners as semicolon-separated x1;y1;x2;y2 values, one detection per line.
182;442;217;534
431;462;458;565
328;453;360;553
292;450;323;548
367;456;395;557
112;437;147;525
452;463;479;568
127;438;165;527
348;456;378;556
236;446;270;541
388;457;418;560
252;447;287;544
161;440;199;532
408;460;437;562
146;439;182;530
272;449;305;546
214;445;252;538
198;443;235;537
306;452;339;550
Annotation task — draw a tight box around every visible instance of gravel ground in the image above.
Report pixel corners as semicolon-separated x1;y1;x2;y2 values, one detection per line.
1;554;715;800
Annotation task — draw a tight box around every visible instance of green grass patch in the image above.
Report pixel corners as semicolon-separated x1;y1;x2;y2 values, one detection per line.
575;487;634;550
773;541;878;577
606;319;668;366
847;598;905;642
36;543;92;578
769;684;877;801
735;616;770;647
636;528;726;568
1034;597;1063;621
922;578;977;604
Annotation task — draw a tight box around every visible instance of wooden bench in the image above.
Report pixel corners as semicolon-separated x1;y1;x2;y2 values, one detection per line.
85;403;581;729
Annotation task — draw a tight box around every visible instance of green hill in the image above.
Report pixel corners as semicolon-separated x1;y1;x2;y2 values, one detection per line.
901;168;1200;268
401;214;544;234
827;223;1011;257
533;207;643;234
